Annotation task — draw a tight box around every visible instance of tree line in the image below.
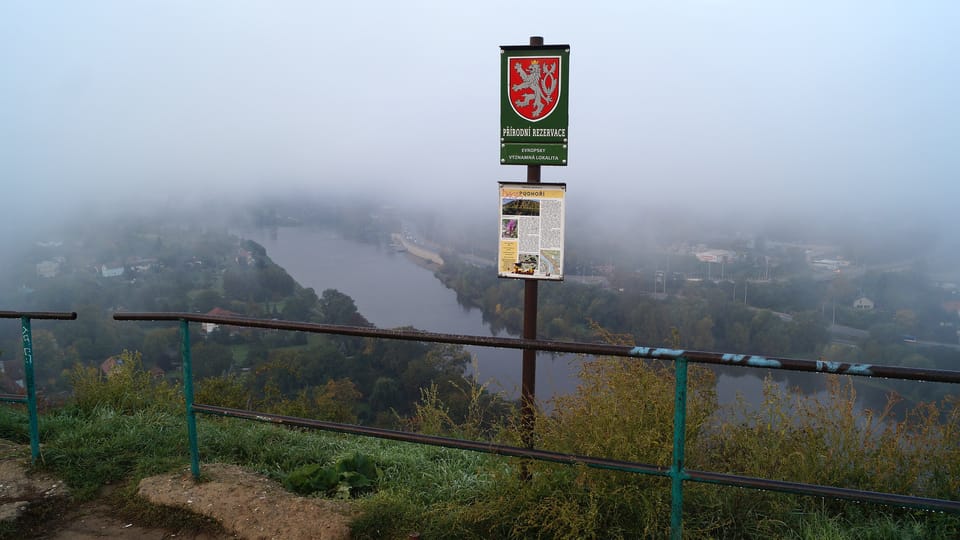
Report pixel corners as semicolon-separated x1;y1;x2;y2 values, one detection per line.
0;223;505;428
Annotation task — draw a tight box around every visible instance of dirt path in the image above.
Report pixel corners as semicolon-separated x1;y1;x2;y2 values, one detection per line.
41;500;231;540
0;441;356;540
139;464;355;540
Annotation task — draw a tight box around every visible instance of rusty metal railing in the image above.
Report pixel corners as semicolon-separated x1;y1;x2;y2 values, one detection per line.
114;311;960;539
0;311;77;463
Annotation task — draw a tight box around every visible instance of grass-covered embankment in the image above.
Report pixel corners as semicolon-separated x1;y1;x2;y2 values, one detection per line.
1;348;959;539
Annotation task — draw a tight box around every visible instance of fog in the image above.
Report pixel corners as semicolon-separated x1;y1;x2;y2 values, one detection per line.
3;2;959;261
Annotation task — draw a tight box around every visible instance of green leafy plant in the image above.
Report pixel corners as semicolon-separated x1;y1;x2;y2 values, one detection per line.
283;452;381;498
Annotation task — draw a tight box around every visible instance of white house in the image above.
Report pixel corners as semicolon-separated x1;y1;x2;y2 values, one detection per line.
101;264;125;278
36;260;60;278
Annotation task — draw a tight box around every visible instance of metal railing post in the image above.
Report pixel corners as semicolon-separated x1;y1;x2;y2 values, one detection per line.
670;356;689;539
20;317;40;464
2;311;75;464
180;319;200;479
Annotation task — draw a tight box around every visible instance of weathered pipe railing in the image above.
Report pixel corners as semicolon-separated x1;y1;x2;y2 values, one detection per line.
0;311;77;463
114;311;960;539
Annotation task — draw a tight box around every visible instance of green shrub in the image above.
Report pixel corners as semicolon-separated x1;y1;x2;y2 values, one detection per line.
407;380;513;440
380;348;960;538
462;355;718;538
283;452;381;498
194;374;252;409
68;350;180;414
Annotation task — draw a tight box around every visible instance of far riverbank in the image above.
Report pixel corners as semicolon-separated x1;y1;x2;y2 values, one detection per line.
391;233;444;266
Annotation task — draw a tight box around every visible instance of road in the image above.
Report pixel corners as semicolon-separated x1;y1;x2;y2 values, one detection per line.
829;324;960;351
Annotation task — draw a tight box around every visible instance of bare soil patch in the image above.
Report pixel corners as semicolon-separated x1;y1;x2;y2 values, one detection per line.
40;499;231;540
0;440;356;539
138;464;356;540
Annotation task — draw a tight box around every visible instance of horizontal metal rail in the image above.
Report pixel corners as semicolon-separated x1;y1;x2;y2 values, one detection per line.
1;310;77;463
685;469;960;513
194;403;960;513
114;311;960;383
0;311;77;320
114;310;960;538
194;403;669;476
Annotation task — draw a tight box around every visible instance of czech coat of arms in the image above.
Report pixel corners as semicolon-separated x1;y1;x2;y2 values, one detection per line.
507;56;561;121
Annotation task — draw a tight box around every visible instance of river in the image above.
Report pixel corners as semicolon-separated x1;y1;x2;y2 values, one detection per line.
238;226;859;411
238;226;585;401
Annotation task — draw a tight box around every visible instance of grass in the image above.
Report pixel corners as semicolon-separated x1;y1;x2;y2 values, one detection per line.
230;343;249;365
1;351;959;539
229;332;327;364
0;401;494;539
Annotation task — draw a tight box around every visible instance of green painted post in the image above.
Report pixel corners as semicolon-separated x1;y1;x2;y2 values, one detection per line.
180;319;200;479
20;317;40;464
670;357;689;539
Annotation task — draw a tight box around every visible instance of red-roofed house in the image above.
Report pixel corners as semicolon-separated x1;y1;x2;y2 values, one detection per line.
100;355;124;376
202;307;243;334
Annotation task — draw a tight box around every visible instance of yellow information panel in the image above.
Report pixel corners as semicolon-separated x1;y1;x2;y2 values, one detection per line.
497;182;566;280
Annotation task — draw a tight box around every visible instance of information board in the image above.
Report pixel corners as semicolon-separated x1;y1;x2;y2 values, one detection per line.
497;182;566;280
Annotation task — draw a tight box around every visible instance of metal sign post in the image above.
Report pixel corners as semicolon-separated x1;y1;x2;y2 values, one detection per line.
499;36;570;454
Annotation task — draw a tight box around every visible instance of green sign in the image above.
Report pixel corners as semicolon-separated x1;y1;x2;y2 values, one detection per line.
500;142;567;165
500;45;570;166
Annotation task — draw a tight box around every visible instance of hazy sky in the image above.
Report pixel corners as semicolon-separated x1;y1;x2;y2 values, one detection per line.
3;2;958;237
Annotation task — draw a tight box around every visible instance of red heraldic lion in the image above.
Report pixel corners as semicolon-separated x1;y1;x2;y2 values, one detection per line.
507;56;561;121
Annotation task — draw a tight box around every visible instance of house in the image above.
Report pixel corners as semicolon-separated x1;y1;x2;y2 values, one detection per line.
235;248;255;266
0;373;23;394
202;307;243;334
853;297;875;310
695;249;735;263
943;300;960;317
100;356;124;376
127;257;158;272
36;260;60;278
100;264;125;278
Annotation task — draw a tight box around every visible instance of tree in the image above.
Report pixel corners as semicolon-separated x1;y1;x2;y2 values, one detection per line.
243;340;270;368
258;266;295;298
192;342;235;379
750;311;790;356
319;289;370;326
142;327;180;371
255;351;304;396
727;322;751;353
692;316;715;350
281;287;319;321
369;376;403;413
314;378;362;422
827;275;856;304
223;269;249;301
192;289;224;313
31;329;67;388
894;309;918;333
790;311;829;355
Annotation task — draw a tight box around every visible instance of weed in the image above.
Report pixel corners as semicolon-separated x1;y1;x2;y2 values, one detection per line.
283;452;381;498
68;350;180;415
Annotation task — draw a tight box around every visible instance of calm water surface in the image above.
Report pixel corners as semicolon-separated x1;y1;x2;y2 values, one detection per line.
238;226;836;409
238;226;582;400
